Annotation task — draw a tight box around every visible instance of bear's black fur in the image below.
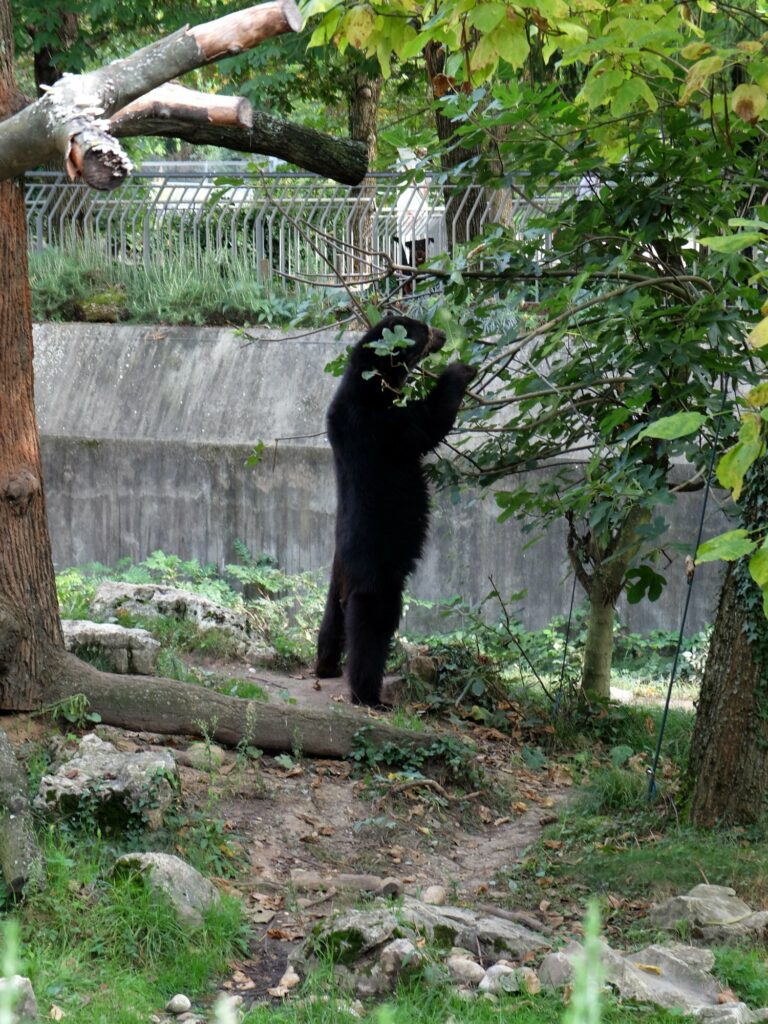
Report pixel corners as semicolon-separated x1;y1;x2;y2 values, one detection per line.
316;314;476;707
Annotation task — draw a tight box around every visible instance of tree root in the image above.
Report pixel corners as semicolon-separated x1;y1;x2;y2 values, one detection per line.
45;652;439;758
0;725;43;897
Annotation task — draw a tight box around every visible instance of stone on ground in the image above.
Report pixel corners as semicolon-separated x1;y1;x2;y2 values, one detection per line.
113;852;220;929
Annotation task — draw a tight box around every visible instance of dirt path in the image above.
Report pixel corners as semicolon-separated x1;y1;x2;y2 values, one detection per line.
13;661;573;1001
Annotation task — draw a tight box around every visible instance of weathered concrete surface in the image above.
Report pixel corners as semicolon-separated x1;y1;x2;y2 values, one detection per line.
34;324;725;632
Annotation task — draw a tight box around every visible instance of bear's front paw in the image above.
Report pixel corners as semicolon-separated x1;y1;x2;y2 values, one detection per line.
443;361;477;388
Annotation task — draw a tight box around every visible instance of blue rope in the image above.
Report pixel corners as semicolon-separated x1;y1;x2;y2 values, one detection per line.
646;378;730;802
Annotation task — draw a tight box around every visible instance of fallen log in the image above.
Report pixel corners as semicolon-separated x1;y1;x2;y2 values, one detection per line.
0;726;43;897
46;652;440;759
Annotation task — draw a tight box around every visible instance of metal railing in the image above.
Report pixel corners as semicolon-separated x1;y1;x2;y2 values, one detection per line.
24;162;542;289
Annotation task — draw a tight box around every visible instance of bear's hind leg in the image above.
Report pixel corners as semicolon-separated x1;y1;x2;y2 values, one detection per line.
344;587;402;707
316;556;345;677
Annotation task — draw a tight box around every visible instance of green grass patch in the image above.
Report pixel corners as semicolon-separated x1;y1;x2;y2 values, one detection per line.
238;974;695;1024
30;242;347;328
7;831;246;1024
714;946;768;1008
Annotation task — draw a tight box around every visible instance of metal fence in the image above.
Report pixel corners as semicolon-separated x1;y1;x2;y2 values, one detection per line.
24;162;540;289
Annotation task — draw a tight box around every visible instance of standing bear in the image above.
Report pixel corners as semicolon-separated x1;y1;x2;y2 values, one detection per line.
316;314;476;706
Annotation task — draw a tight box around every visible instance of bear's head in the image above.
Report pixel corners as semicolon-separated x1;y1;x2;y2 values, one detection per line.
350;315;446;391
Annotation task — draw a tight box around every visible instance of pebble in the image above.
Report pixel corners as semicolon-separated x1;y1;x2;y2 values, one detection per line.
446;956;486;986
422;885;447;906
165;994;192;1014
479;964;520;994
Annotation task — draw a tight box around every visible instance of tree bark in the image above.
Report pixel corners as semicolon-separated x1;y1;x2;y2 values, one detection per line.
688;458;768;827
110;83;368;185
0;730;43;896
424;42;484;248
568;505;650;700
346;68;382;281
0;4;62;711
0;0;302;188
46;652;440;759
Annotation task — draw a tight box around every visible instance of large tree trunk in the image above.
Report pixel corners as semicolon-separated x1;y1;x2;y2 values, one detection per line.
424;42;484;248
688;458;768;827
0;0;62;712
0;0;412;895
347;67;381;282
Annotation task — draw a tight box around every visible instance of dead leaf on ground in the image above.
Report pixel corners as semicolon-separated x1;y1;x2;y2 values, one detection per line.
49;1007;66;1022
268;925;306;941
268;965;301;998
512;801;529;813
717;989;740;1004
635;963;663;975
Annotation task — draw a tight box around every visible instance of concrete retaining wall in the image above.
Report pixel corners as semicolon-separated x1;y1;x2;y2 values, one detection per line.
34;323;725;633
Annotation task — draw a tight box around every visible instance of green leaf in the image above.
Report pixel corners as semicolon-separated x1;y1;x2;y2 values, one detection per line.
467;3;506;32
637;411;707;440
746;382;768;408
717;415;765;499
749;540;768;588
494;20;530;68
609;744;634;768
696;529;758;564
731;84;767;123
699;232;763;253
680;55;724;104
747;316;768;348
625;565;666;603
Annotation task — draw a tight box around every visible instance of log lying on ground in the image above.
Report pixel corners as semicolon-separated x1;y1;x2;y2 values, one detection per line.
47;652;440;759
0;726;43;897
110;84;368;186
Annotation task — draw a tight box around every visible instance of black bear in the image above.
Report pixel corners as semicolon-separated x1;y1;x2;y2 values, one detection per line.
316;314;476;707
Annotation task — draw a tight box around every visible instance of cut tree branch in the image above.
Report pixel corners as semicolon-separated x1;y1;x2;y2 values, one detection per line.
0;0;302;190
109;83;368;185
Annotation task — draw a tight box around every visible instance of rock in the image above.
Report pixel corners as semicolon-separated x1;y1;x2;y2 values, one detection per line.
648;885;768;944
446;956;486;987
479;964;520;994
538;948;576;989
0;975;37;1021
397;897;550;960
184;742;227;771
354;967;390;997
34;733;177;830
294;897;550;974
90;581;254;652
113;852;220;928
541;939;732;1016
61;619;160;674
379;939;422;979
520;966;541;995
409;654;438;684
165;994;192;1014
422;885;447;906
294;906;400;968
693;1006;757;1023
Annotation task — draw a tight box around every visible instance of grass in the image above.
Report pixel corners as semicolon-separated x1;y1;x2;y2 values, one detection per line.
6;830;246;1024
29;242;348;327
236;972;697;1024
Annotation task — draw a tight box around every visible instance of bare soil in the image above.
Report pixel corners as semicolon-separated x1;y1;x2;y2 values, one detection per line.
11;662;574;1002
